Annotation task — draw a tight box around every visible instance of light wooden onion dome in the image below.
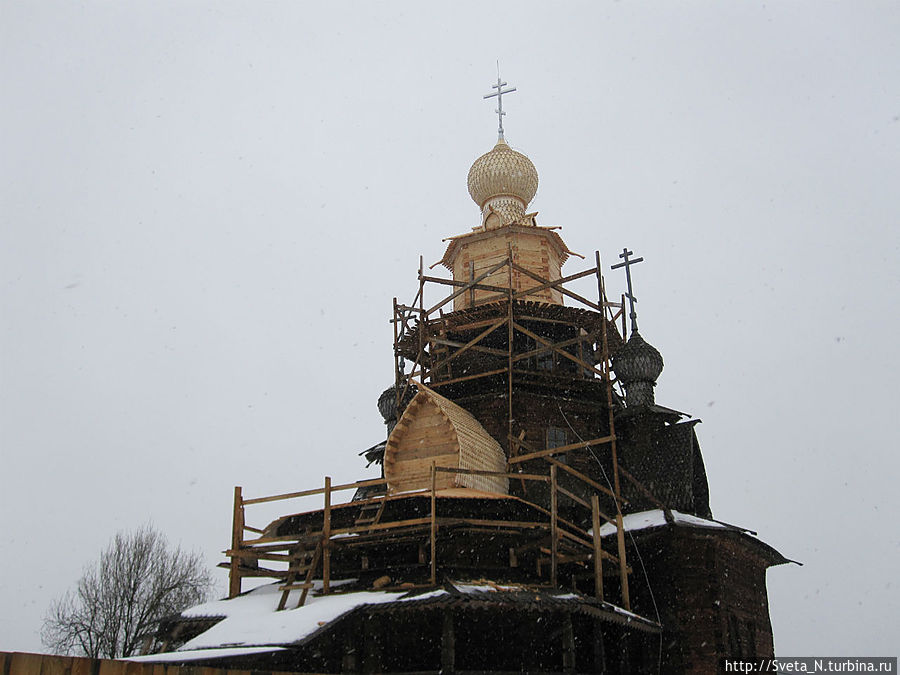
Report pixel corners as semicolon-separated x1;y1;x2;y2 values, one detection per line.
467;139;538;228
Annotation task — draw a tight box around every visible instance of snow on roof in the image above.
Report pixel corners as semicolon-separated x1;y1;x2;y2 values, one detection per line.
146;577;663;657
125;646;286;663
177;581;445;650
595;509;730;537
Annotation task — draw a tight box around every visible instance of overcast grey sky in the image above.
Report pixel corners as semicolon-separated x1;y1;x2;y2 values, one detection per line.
1;0;897;656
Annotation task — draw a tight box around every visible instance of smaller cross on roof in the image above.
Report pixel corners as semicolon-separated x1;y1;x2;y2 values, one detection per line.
611;247;645;335
483;65;516;141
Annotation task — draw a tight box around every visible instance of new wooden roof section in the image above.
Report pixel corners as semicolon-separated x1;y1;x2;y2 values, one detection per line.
385;386;508;495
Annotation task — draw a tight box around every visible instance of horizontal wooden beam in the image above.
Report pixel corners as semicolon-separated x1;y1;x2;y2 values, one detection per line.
511;262;602;311
435;466;550;482
543;457;623;511
428;335;508;357
507;435;615;465
428;367;509;387
512;321;606;378
511;266;599;301
426;258;510;315
427;318;506;375
420;275;510;295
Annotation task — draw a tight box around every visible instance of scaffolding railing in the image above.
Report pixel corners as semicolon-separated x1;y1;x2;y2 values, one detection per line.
225;445;669;613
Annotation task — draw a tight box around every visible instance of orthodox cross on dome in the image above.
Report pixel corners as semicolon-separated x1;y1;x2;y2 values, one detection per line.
611;247;645;335
483;65;516;141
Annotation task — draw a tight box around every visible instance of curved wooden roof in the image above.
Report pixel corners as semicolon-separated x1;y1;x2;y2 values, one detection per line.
385;387;508;495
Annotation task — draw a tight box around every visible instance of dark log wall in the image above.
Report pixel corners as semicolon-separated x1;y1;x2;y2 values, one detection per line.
624;528;777;675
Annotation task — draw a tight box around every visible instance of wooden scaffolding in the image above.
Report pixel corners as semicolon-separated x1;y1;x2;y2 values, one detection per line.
223;251;669;619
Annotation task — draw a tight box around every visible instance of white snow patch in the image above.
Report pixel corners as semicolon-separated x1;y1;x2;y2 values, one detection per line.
178;582;405;649
594;509;727;537
452;582;524;594
125;647;286;663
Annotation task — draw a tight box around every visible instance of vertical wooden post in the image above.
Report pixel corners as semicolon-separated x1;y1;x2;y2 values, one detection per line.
393;297;400;409
597;251;631;611
615;512;630;611
507;245;515;448
469;261;475;306
441;610;456;672
550;464;558;587
562;613;575;673
323;476;331;594
591;495;604;602
418;256;426;383
593;618;607;673
229;486;243;599
430;461;437;585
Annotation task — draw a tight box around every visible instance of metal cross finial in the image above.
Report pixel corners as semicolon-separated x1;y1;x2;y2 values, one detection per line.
483;63;516;141
611;247;645;335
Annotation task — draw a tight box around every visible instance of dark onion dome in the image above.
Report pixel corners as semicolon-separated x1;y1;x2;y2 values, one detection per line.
612;331;663;407
377;383;418;423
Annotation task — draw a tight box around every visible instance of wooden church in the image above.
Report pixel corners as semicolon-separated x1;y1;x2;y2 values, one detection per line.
143;79;791;674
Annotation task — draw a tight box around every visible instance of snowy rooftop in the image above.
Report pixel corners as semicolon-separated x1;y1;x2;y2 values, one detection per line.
135;577;659;659
595;509;736;537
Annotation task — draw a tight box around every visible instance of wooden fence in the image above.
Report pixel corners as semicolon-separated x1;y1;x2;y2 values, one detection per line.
0;652;307;675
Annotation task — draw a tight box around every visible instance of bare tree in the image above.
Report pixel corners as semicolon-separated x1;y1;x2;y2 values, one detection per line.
42;525;213;658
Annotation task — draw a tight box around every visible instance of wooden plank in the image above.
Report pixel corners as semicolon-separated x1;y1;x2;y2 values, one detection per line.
591;495;604;601
298;541;322;608
225;550;292;562
393;419;452;438
512;320;606;377
543;456;622;509
11;653;45;675
615;510;631;611
38;655;73;675
438;518;550;530
428;335;508;357
229;486;243;598
430;462;437;584
330;477;388;493
420;274;510;295
390;454;458;471
506;435;615;465
511;327;602;364
511;265;599;301
242;485;326;505
278;582;314;591
557;485;590;510
512;261;603;311
428;318;507;375
558;526;595;550
550;465;558;587
430;367;508;387
507;247;515;457
392;444;458;462
69;657;95;675
323;476;331;595
427;258;510;314
331;517;433;537
436;466;549;482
